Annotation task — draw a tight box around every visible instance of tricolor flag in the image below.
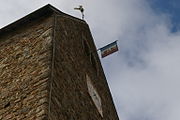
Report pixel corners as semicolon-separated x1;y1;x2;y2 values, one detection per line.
100;41;119;58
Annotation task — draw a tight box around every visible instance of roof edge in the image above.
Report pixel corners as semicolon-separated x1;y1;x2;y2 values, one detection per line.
0;4;86;37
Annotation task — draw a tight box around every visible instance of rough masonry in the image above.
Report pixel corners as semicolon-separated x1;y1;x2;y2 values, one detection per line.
0;4;119;120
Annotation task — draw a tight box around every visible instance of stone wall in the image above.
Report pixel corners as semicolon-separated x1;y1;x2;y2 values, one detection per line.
0;16;53;120
0;12;119;120
48;15;119;120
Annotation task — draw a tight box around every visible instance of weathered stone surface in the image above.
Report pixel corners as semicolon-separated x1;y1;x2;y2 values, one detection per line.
0;5;119;120
48;15;119;120
0;15;53;119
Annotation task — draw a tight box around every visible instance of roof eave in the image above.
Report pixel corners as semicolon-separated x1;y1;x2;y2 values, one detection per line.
0;4;60;36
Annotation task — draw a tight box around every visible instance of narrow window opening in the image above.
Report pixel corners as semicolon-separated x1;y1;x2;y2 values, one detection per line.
83;39;99;74
83;40;90;56
86;74;103;117
90;53;97;72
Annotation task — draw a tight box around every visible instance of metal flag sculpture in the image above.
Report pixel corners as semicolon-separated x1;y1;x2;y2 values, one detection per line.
74;5;84;20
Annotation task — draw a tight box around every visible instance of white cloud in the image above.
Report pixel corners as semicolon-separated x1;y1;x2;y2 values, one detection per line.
96;1;180;120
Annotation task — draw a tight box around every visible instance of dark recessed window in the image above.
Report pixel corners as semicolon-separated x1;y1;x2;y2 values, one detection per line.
90;53;97;72
83;40;98;74
83;40;90;56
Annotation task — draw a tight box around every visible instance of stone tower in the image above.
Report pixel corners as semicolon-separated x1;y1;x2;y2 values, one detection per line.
0;4;119;120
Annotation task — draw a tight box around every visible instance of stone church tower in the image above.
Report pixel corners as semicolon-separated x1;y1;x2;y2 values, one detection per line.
0;4;119;120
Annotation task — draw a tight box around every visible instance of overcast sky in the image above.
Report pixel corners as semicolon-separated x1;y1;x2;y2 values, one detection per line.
1;0;180;120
